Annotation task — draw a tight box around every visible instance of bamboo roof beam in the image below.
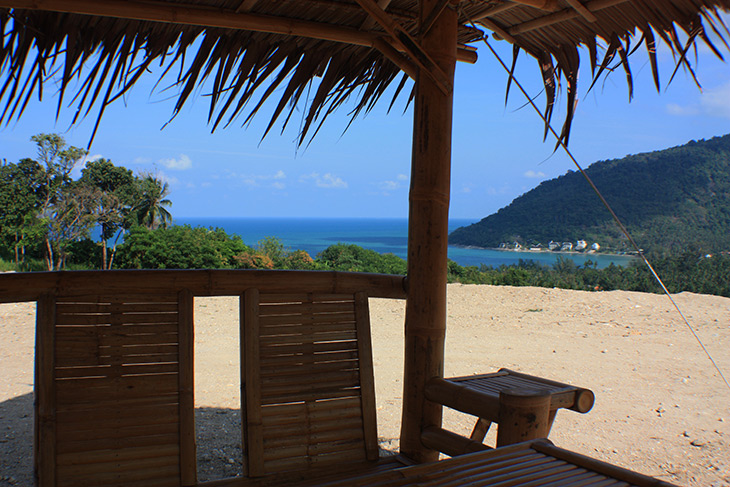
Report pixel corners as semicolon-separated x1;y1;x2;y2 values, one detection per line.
509;0;630;35
235;0;257;13
360;0;393;30
508;0;560;11
478;18;519;43
355;0;453;93
419;0;451;36
373;38;419;80
471;2;520;21
564;0;599;22
0;0;478;63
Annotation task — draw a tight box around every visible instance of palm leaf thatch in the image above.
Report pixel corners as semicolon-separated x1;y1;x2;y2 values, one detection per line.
0;0;729;146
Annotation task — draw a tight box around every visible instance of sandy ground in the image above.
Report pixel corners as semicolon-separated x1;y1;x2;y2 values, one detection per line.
1;284;729;486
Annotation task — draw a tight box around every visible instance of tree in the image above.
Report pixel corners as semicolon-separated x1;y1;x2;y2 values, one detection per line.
134;174;172;229
0;159;44;265
44;183;99;270
115;225;248;269
79;159;138;269
30;134;89;270
255;237;288;267
316;243;407;274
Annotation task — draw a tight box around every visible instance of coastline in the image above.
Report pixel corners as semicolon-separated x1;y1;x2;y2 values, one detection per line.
451;244;640;259
172;217;638;269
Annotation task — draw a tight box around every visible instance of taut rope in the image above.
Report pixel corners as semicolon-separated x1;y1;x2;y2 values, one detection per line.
465;20;730;391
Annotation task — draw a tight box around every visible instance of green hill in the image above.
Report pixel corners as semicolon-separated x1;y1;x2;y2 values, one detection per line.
449;134;730;254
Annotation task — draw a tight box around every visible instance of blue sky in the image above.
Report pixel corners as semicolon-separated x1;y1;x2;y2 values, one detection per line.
2;26;730;220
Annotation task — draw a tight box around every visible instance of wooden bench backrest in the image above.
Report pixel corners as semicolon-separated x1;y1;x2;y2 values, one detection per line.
36;291;196;487
241;289;379;477
25;271;404;487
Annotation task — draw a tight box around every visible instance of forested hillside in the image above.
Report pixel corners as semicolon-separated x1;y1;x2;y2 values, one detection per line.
449;134;730;253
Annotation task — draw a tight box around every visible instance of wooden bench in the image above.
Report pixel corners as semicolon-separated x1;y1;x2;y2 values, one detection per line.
25;270;407;487
35;291;198;487
286;439;678;486
14;269;673;487
241;289;381;477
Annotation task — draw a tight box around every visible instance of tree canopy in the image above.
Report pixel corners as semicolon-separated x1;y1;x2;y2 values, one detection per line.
0;134;173;270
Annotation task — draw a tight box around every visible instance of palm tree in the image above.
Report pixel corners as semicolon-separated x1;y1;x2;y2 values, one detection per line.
135;174;172;230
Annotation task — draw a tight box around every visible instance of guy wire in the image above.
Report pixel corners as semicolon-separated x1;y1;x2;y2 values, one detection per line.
470;25;730;391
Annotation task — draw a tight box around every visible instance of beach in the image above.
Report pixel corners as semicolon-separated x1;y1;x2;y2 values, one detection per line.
1;284;728;486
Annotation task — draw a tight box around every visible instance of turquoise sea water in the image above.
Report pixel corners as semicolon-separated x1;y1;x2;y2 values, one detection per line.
175;217;637;269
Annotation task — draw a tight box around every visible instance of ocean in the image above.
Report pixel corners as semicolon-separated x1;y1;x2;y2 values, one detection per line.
174;217;637;269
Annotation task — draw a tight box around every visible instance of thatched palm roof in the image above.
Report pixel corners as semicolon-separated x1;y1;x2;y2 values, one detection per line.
1;0;729;144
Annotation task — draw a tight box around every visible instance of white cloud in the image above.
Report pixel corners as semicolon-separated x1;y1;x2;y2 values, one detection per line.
700;82;730;118
486;185;511;196
318;173;347;188
379;180;399;191
376;173;407;192
666;103;699;116
524;170;547;179
300;172;348;189
666;83;730;119
232;170;287;188
157;171;179;186
159;154;192;170
70;153;103;178
82;153;104;164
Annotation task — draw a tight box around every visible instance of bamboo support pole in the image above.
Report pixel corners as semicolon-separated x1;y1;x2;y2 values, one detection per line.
354;292;379;461
242;289;265;477
400;0;456;464
177;289;196;485
35;294;56;487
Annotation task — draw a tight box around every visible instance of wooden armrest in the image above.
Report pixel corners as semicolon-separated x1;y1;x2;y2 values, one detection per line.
497;368;595;413
425;377;501;421
444;369;595;414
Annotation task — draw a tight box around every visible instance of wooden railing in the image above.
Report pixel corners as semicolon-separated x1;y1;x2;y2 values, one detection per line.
1;269;406;487
0;269;407;303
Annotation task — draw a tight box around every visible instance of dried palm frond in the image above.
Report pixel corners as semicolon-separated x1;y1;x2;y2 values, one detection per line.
1;0;729;147
467;0;730;145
